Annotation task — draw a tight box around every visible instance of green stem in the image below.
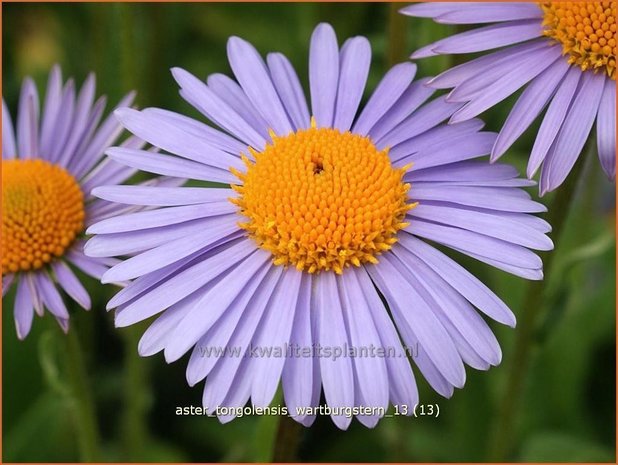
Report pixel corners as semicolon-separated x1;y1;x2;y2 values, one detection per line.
272;414;304;462
487;154;587;461
114;6;151;460
118;3;139;91
263;389;304;462
64;326;102;462
386;2;408;68
121;326;151;461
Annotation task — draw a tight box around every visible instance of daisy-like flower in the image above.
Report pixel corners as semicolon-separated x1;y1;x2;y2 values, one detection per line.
402;2;616;194
86;23;553;429
2;66;171;339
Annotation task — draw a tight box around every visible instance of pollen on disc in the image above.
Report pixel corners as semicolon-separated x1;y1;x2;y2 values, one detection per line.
541;1;617;79
230;123;414;274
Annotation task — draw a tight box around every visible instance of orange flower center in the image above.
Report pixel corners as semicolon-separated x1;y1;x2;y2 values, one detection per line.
230;121;413;274
541;1;617;79
2;159;85;274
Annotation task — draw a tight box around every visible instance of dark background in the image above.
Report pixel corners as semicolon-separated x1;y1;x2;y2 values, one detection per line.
3;3;616;462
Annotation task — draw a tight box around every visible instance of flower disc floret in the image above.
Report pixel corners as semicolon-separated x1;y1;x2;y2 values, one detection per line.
2;159;85;274
231;122;413;274
541;1;617;78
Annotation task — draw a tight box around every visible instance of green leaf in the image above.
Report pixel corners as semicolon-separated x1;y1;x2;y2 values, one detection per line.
520;431;614;462
4;393;76;461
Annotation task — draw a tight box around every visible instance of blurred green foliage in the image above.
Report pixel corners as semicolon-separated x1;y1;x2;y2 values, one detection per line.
3;3;616;462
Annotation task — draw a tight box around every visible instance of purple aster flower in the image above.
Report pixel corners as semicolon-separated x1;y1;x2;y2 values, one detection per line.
2;66;176;339
402;2;616;194
86;23;553;430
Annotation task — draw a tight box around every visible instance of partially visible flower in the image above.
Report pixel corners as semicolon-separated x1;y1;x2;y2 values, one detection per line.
2;66;173;339
402;2;616;194
86;23;552;429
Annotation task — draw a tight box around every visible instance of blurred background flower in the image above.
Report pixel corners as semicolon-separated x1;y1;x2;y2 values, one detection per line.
3;3;615;463
2;66;140;340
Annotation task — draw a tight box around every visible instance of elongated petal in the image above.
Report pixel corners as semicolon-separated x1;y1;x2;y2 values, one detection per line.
26;273;44;317
48;80;76;163
354;268;419;410
399;131;496;169
52;261;91;310
266;53;311;130
385;252;491;370
314;272;354;430
17;78;40;159
449;46;561;123
409;184;547;212
393;245;502;365
407;219;542;270
57;73;96;167
492;58;569;160
172;67;266;150
434;4;543;24
2;99;17;159
163;252;269;363
540;71;605;194
107;248;209;310
39;65;63;156
400;2;472;18
114;239;257;327
409;204;553;250
35;272;69;319
3;274;15;297
378;96;462;148
596;77;616;180
66;250;113;280
527;65;581;177
101;217;239;283
462;249;543;280
375;271;456;398
446;40;549;101
428;39;546;89
367;255;466;387
188;265;279;387
407;159;516;183
142;107;246;155
66;96;108;172
105;147;234;184
309;23;339;127
115;107;244;172
392;118;484;162
211;358;253;420
282;274;314;422
370;77;434;143
14;278;35;340
85;217;238;258
201;266;282;406
92;185;235;206
432;20;542;55
227;37;293;136
72;90;136;178
333;37;371;131
401;2;542;24
251;267;302;406
87;202;235;234
339;271;389;410
398;234;515;326
353;62;417;135
206;73;270;139
139;291;203;357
